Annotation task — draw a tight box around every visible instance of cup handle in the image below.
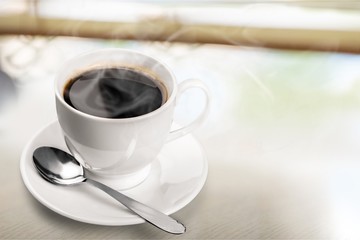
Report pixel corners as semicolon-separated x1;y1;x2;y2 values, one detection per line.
167;79;211;142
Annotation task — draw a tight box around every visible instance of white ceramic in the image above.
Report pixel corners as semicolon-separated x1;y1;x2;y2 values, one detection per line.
20;121;208;225
55;48;210;188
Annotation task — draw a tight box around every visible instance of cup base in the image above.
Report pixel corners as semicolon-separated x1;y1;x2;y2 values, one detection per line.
85;164;152;190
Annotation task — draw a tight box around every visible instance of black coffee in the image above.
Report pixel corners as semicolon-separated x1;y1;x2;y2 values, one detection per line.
63;67;165;118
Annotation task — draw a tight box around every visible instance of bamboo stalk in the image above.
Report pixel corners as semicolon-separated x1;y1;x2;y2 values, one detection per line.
0;14;359;53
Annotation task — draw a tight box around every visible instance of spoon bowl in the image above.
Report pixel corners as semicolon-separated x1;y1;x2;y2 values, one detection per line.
33;147;85;185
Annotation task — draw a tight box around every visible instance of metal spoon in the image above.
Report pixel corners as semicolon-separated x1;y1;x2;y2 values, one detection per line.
32;146;186;234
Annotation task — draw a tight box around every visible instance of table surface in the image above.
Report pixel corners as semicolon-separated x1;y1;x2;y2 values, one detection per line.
1;36;360;239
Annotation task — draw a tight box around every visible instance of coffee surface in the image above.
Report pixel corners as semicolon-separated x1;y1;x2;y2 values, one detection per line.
64;67;164;118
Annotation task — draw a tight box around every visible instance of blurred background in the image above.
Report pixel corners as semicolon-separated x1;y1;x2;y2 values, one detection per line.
1;0;360;239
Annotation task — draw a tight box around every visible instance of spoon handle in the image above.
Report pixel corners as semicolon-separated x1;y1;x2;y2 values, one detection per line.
85;178;186;234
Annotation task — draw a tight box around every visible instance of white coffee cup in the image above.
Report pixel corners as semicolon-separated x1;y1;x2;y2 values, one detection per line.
55;48;210;189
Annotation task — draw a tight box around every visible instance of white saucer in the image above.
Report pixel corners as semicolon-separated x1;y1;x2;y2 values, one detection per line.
20;121;208;226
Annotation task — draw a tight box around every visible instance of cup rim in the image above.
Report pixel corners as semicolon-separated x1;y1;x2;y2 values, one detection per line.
55;48;177;122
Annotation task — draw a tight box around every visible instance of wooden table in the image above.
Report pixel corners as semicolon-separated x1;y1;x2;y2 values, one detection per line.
1;36;360;239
